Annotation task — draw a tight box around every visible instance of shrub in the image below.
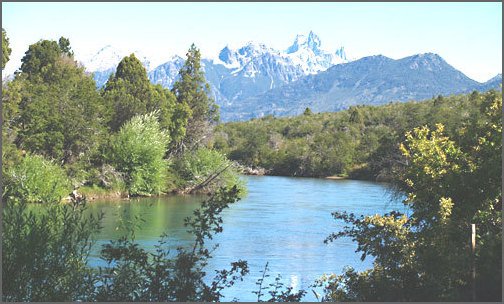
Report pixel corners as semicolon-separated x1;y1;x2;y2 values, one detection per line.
3;154;71;203
174;147;245;194
2;199;102;301
108;111;169;196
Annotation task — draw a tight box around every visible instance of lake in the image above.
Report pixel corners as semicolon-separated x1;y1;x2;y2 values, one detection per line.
86;175;406;301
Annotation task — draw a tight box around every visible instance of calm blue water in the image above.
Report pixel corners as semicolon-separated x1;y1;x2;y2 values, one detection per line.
86;175;406;301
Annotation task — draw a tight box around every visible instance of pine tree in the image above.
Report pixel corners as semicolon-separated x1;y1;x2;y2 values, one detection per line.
2;28;12;69
19;37;74;82
103;54;177;133
171;44;219;153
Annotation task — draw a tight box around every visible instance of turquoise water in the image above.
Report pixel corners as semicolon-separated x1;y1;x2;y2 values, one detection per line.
86;175;406;301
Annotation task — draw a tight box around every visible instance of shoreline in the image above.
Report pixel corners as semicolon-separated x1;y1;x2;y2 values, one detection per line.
77;173;379;202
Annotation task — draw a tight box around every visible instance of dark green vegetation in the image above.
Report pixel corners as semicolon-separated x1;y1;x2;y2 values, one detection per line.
2;28;502;302
2;33;242;200
215;91;501;181
2;28;12;69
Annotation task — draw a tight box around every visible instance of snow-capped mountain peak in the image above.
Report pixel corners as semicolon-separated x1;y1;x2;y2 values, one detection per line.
86;31;352;103
286;30;322;55
81;45;125;72
80;46;152;73
284;31;348;74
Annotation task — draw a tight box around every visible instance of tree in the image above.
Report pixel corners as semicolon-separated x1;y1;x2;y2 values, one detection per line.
2;28;12;69
322;90;502;301
108;111;170;196
14;40;105;164
103;54;179;134
3;153;71;204
58;37;73;56
2;199;103;302
19;37;74;82
171;44;219;153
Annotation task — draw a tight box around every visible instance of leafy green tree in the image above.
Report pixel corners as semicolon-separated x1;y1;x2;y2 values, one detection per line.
103;54;178;133
2;28;12;69
108;111;170;196
322;90;502;301
171;44;219;153
2;198;102;302
15;42;105;164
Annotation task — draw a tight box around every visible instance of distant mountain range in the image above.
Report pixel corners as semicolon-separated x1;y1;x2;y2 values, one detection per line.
227;54;502;121
79;32;502;122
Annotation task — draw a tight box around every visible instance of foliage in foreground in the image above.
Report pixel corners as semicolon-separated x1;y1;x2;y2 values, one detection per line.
3;186;306;302
2;187;242;301
320;90;502;301
93;186;248;301
2;199;103;301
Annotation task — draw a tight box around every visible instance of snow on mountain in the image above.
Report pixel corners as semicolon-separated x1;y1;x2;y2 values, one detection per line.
82;32;352;103
85;31;350;89
80;45;152;74
148;55;185;88
285;31;348;74
80;45;126;72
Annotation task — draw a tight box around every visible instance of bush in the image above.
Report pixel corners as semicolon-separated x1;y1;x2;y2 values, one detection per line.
108;111;169;196
2;199;103;301
3;154;71;203
174;147;245;194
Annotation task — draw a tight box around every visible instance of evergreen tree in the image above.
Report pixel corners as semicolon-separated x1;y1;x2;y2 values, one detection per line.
58;37;73;56
103;54;178;133
2;28;12;69
171;44;219;153
14;38;105;165
19;38;73;82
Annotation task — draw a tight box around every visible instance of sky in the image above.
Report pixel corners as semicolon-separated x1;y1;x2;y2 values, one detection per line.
2;2;502;82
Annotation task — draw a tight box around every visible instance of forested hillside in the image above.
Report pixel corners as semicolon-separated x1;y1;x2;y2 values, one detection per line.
214;90;502;181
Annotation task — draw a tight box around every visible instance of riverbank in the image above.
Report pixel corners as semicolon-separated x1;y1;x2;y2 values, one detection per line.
75;170;386;202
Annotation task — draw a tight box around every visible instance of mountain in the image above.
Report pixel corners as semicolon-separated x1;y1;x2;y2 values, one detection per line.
149;55;185;88
82;31;349;100
285;31;348;74
481;73;502;91
80;34;501;122
80;45;152;87
221;53;501;121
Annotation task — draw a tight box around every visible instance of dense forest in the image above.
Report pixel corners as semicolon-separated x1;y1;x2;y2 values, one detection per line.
2;28;502;302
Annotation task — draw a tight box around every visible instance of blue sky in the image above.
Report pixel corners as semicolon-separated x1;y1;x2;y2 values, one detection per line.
2;2;502;82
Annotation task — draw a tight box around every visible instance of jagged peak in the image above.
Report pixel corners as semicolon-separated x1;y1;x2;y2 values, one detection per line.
286;31;322;54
